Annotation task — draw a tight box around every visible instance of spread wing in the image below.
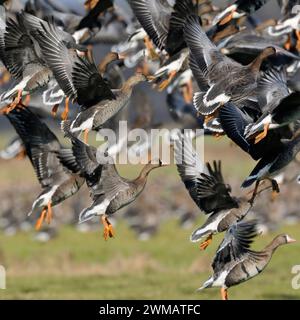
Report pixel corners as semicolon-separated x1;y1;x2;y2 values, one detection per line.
196;161;238;214
6;107;72;188
72;55;115;108
4;14;40;79
212;220;258;274
128;0;171;52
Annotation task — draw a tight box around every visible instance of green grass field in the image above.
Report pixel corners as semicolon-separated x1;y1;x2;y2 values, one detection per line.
0;134;299;299
0;221;299;299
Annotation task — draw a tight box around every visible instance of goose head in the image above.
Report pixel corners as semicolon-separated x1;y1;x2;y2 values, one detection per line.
273;234;296;246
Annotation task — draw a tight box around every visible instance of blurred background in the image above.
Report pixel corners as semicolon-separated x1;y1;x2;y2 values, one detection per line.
0;0;299;300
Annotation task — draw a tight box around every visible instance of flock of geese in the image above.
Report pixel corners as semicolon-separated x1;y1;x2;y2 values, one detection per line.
0;0;299;300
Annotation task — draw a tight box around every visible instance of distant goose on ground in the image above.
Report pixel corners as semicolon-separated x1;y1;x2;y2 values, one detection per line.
199;220;296;300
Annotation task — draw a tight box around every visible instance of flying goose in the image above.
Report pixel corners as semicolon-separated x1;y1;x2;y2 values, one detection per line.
62;54;147;143
212;0;270;26
184;15;277;118
128;0;199;89
174;134;254;249
6;106;84;230
0;10;53;113
62;123;166;240
242;131;300;203
199;220;296;300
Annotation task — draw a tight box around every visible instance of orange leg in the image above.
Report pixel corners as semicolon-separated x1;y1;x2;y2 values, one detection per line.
35;207;47;231
158;70;177;91
144;36;159;60
101;216;115;241
83;129;89;144
46;201;53;225
284;34;292;51
84;0;98;10
61;97;70;120
296;30;300;52
0;89;23;114
221;288;228;300
204;114;215;124
254;123;270;144
255;123;270;142
199;234;213;250
51;104;59;117
16;89;22;104
16;148;26;160
219;9;235;26
271;190;279;201
270;179;280;202
0;70;11;85
213;133;225;139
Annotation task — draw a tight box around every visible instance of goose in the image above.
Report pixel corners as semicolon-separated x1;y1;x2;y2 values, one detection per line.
47;51;123;118
76;0;114;32
242;131;300;203
0;9;54;113
218;31;299;65
184;15;277;117
5;106;84;230
212;0;270;26
245;91;300;143
243;67;293;143
128;0;199;89
174;133;255;249
61;123;167;240
219;98;295;161
20;12;87;120
62;55;147;143
199;220;296;300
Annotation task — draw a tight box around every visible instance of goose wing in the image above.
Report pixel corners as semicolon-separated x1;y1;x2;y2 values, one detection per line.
72;55;115;109
6;107;72;188
212;220;258;274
